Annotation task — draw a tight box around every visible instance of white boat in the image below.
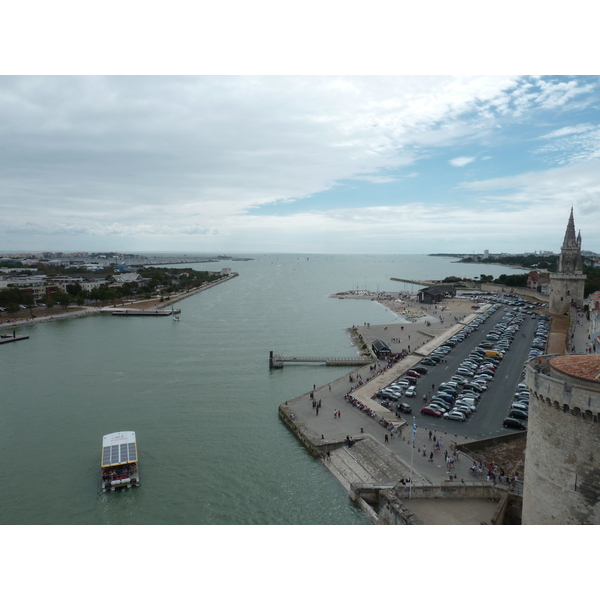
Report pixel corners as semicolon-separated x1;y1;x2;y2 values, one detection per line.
101;431;140;492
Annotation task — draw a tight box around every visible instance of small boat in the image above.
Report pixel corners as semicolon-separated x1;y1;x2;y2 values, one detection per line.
101;431;140;492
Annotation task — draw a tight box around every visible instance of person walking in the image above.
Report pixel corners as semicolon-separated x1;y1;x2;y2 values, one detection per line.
384;434;389;443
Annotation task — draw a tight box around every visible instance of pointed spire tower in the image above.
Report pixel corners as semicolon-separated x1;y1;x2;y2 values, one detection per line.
550;208;586;314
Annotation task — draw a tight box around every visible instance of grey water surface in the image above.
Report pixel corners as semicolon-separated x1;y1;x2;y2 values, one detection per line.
0;254;517;524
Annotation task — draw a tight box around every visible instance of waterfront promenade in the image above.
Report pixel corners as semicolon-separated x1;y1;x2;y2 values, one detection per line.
280;297;489;495
0;272;237;330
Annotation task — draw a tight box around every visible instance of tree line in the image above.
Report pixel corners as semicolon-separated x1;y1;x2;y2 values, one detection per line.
0;265;227;315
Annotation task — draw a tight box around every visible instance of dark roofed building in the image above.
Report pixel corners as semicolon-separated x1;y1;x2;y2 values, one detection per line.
372;339;391;359
418;285;456;304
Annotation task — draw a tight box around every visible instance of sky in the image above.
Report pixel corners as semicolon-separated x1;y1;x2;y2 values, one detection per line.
2;75;599;256
1;4;599;257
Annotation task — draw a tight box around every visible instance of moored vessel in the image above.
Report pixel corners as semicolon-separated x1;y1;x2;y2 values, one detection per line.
101;431;140;491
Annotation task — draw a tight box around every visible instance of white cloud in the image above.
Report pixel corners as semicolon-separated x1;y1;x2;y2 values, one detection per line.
533;124;600;165
0;75;598;252
538;124;596;139
457;159;600;251
449;156;476;167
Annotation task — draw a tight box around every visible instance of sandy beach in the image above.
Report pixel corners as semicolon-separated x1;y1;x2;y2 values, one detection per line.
346;293;480;358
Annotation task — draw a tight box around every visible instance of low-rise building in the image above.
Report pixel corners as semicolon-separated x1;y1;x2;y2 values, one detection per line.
418;285;456;304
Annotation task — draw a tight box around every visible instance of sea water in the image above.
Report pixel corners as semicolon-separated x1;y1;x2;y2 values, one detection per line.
0;254;519;524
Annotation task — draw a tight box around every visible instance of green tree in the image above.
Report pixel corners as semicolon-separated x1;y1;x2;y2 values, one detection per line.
41;294;56;309
53;291;72;311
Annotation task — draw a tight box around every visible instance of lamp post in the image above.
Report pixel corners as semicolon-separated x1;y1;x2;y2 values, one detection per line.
409;416;416;499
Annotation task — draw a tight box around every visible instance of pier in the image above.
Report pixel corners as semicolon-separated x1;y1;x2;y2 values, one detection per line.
269;351;372;369
0;332;29;344
111;308;182;316
389;277;436;286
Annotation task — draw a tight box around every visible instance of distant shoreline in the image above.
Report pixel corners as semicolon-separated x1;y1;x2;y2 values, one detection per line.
0;272;238;331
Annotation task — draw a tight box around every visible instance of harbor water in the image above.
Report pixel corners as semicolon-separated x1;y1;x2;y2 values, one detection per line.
0;254;520;524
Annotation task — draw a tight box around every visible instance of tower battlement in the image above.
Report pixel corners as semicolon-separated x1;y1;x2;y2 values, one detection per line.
524;355;600;524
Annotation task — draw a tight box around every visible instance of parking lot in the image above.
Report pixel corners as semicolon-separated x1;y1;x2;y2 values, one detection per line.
375;298;544;440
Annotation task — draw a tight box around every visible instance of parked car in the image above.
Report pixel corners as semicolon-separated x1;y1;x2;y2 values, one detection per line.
429;400;451;412
453;403;475;415
509;409;528;420
443;410;466;421
404;386;417;397
503;417;527;430
397;403;412;414
412;366;428;375
456;368;475;376
420;406;442;417
451;406;472;417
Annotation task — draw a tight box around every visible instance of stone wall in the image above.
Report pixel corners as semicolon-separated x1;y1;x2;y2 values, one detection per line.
549;272;586;314
524;357;600;524
456;431;527;458
374;481;516;525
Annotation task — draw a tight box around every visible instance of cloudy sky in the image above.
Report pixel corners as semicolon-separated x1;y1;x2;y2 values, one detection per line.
1;74;599;254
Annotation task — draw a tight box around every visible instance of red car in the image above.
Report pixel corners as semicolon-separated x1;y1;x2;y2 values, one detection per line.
407;370;421;378
420;406;442;417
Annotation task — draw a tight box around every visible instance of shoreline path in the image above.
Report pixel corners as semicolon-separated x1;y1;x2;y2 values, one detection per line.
0;274;237;330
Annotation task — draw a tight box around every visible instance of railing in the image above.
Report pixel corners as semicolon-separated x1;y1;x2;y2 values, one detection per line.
269;352;371;368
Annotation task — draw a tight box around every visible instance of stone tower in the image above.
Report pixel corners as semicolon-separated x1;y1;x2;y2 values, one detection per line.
549;208;586;314
524;355;600;524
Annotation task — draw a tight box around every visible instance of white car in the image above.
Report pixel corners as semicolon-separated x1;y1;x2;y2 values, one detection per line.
404;386;417;397
443;410;466;421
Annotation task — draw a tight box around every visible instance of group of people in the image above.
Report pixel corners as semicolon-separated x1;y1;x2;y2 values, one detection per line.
345;392;397;435
102;463;137;483
469;459;517;484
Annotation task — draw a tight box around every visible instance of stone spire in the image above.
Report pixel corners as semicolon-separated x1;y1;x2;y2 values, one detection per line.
562;207;578;249
550;208;586;314
557;208;583;273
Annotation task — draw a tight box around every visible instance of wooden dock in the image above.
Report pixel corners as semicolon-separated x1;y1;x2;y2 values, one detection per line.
111;309;181;316
269;351;372;369
0;333;29;344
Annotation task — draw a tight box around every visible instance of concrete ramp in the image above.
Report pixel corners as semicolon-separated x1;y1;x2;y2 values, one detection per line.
326;434;428;492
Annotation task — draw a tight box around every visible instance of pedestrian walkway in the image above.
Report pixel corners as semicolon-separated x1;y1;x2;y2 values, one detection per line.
569;305;592;354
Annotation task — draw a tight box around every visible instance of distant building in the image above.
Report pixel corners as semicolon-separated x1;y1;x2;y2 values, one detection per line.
418;285;456;304
526;270;551;294
483;249;489;259
111;273;143;285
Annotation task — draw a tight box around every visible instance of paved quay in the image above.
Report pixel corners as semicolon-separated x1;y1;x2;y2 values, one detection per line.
279;297;494;523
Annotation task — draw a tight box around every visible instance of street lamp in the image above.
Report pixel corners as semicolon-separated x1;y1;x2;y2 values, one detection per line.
409;416;416;499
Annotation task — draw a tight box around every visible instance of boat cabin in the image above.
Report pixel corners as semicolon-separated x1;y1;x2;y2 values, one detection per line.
101;431;140;491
